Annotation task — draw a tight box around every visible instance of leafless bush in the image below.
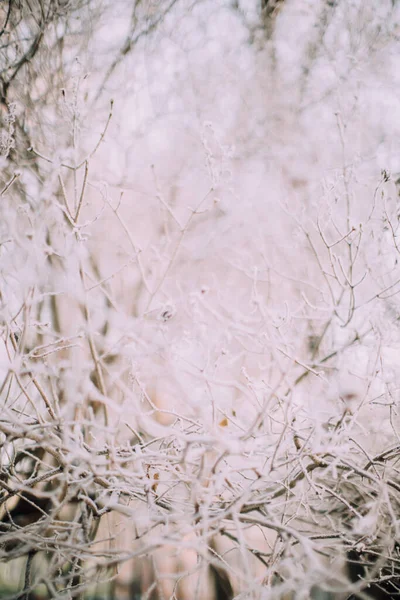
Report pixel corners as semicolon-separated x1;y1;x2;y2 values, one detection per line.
1;1;400;599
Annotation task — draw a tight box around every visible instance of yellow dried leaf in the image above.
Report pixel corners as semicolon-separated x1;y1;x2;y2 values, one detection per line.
152;472;159;492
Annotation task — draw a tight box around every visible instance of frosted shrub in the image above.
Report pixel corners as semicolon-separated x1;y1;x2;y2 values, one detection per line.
1;1;400;599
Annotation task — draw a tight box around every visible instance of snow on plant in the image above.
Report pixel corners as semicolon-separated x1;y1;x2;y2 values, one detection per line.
1;1;400;599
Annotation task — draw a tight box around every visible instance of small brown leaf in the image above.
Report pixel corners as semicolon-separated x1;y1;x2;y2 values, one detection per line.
152;472;159;493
